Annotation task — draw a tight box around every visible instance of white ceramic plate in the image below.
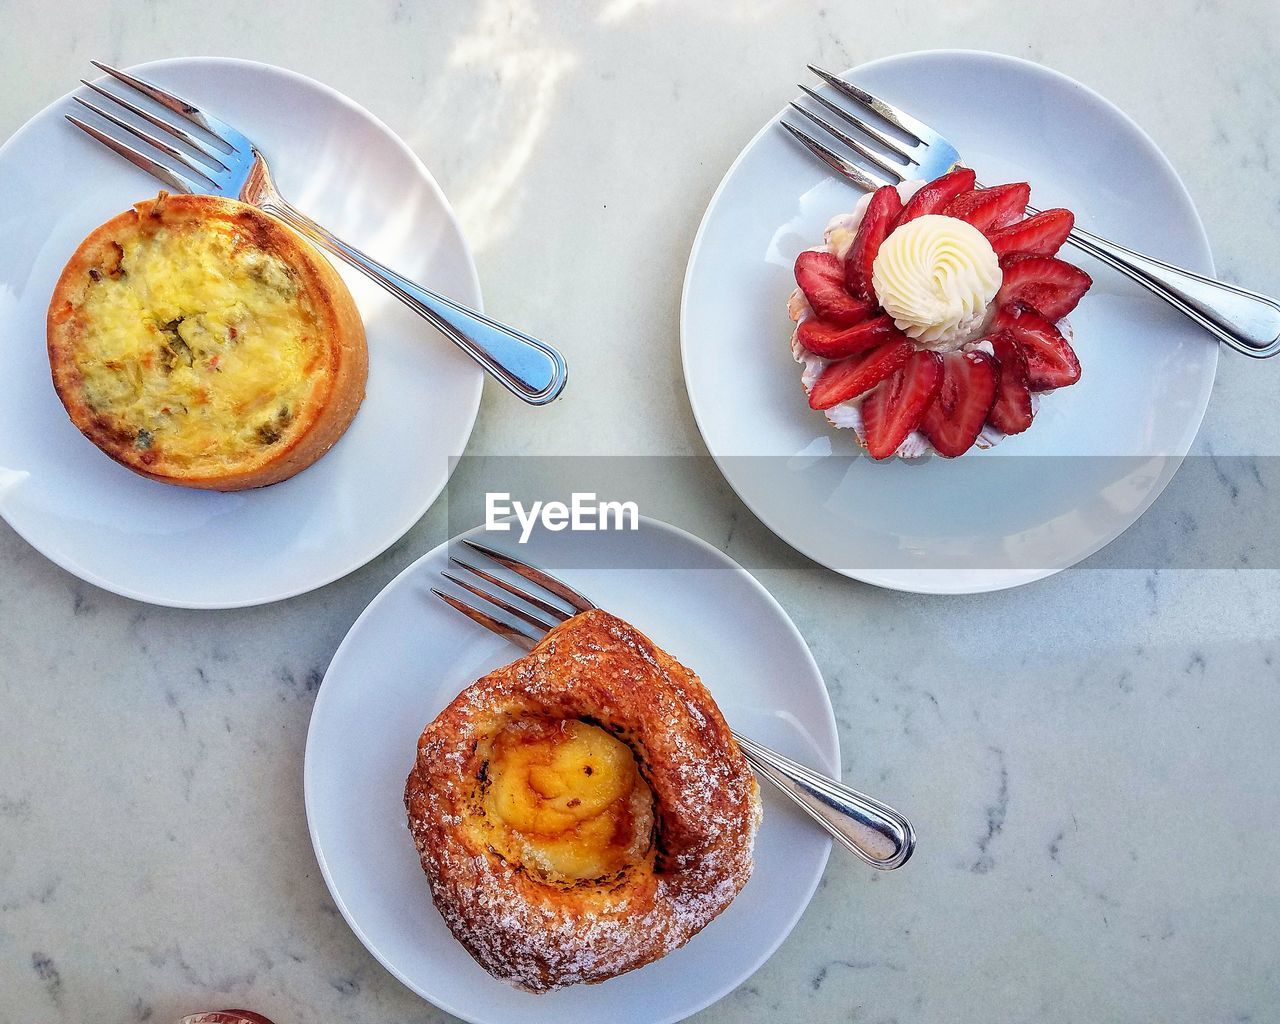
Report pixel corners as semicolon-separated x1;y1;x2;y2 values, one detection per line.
0;58;483;607
305;517;839;1024
681;50;1218;594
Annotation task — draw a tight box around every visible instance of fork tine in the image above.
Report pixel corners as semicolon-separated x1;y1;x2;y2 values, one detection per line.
90;60;239;148
72;97;220;187
789;101;905;180
460;539;595;613
778;122;891;192
808;66;936;144
65;115;206;194
796;85;916;161
80;80;229;170
440;570;558;634
449;558;573;622
432;589;539;652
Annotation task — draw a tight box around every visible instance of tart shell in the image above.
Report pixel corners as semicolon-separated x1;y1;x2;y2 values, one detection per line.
47;193;367;490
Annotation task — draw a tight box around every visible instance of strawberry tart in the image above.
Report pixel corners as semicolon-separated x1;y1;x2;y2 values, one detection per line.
787;169;1092;459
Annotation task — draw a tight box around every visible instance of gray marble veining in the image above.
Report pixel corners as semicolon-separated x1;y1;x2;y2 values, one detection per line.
2;1;1280;1022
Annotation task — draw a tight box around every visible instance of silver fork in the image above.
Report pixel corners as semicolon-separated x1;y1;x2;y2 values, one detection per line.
432;537;916;870
783;65;1280;359
66;62;568;405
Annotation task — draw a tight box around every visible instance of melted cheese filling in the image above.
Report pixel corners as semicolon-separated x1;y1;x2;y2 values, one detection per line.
72;222;322;468
478;719;654;881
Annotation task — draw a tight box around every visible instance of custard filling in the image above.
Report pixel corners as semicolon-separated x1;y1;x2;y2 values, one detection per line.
478;719;654;881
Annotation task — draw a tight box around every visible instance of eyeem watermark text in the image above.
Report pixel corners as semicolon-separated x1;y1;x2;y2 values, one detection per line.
485;492;640;543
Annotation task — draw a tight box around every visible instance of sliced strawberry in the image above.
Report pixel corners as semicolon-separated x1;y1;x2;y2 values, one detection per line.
997;254;1092;321
918;351;999;457
895;168;977;226
987;209;1074;258
943;182;1031;232
808;338;914;410
797;315;901;360
993;309;1081;390
844;185;903;300
986;332;1034;434
793;251;876;326
860;350;944;460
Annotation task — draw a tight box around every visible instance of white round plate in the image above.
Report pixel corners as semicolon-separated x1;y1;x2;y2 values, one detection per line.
0;58;483;607
305;516;839;1024
681;50;1218;594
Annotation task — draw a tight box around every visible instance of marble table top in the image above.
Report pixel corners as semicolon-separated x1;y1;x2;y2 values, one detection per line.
2;2;1278;1022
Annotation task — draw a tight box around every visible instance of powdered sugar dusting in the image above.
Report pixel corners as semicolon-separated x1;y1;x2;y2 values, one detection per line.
404;610;761;992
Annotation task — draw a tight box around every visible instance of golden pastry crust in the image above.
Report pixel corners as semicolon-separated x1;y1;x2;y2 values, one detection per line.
47;193;367;490
405;609;762;992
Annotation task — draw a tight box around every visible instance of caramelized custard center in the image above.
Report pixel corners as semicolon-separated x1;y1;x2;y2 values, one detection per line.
482;719;653;880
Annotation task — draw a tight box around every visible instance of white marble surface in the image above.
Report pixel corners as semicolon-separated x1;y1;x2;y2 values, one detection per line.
2;2;1280;1022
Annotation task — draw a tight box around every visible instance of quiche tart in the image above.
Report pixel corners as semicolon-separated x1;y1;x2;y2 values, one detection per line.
405;609;762;992
47;192;367;490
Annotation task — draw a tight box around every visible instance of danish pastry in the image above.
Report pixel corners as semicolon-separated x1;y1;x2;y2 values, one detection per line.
404;609;762;992
47;192;367;490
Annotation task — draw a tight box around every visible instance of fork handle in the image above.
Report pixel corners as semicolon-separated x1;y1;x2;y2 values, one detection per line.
259;199;568;404
732;731;915;870
1051;214;1280;359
